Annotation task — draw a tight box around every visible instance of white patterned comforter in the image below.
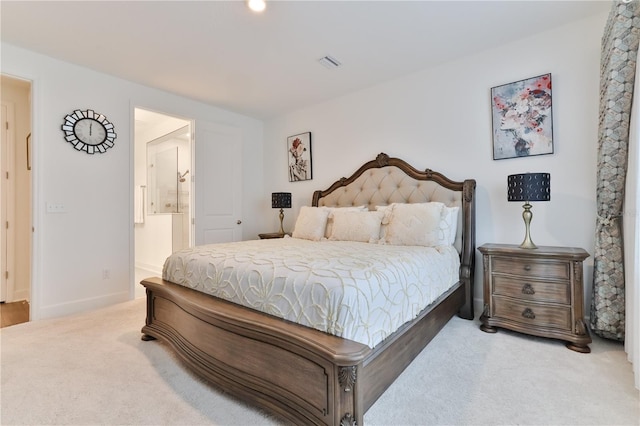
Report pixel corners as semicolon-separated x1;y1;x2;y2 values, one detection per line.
162;237;460;348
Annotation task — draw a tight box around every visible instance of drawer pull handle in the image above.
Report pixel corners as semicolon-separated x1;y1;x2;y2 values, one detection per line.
522;308;536;319
522;283;535;295
523;265;532;271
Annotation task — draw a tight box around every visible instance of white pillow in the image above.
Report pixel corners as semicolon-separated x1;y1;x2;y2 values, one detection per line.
328;210;384;243
434;206;460;246
384;202;444;246
375;204;394;216
292;206;330;241
375;204;395;240
323;206;368;238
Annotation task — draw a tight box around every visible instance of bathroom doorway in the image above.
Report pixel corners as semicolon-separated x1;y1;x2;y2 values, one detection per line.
134;108;192;298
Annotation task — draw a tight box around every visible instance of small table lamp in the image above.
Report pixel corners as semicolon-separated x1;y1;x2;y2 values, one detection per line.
507;173;550;249
271;192;292;235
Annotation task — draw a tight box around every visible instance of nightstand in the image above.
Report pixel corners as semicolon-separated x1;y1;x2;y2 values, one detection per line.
479;243;591;353
258;232;289;239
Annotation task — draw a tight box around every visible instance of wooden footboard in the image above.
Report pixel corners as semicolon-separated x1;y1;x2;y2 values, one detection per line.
142;277;372;425
141;277;465;425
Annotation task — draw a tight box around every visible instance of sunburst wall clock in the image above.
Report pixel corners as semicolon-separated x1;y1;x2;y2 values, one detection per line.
61;109;117;154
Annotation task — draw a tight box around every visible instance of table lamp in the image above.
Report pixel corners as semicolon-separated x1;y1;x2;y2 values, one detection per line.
507;173;550;249
271;192;292;235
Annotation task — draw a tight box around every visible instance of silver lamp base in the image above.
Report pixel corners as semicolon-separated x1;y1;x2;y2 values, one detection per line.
520;202;537;249
278;208;285;235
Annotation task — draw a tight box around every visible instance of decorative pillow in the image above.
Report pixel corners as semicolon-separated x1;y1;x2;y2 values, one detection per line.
383;202;444;246
375;204;395;240
375;204;394;216
323;206;368;238
328;210;384;243
292;206;330;241
432;206;459;246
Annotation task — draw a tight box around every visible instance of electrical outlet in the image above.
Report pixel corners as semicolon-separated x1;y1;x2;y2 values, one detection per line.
102;269;110;280
46;202;66;213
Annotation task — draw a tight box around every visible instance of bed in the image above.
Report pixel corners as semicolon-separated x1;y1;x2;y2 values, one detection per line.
141;152;476;425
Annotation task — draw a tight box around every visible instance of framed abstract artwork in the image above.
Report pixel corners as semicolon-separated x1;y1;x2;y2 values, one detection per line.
491;73;553;160
287;132;312;182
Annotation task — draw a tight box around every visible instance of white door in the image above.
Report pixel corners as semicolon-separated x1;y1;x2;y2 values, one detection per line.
1;101;16;303
0;103;7;302
194;121;243;245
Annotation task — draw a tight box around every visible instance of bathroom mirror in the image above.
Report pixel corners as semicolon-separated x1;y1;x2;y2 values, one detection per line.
147;125;190;214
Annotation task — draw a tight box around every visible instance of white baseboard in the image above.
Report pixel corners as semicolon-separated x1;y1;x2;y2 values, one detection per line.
37;291;129;321
135;261;162;276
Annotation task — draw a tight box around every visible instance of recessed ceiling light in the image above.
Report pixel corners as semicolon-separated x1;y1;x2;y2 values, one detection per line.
247;0;266;12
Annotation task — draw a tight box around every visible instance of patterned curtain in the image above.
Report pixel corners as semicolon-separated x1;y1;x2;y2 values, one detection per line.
590;1;640;341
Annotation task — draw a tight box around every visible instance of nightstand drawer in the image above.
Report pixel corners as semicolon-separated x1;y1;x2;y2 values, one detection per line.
493;276;570;304
492;257;570;280
493;296;571;330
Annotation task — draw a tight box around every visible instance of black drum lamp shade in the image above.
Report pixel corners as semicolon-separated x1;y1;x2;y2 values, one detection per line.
271;192;291;235
508;173;550;249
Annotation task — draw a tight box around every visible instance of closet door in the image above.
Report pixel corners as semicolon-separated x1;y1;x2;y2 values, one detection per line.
193;121;243;245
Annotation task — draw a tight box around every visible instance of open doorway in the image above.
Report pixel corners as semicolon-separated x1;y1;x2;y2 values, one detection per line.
0;75;32;327
133;108;192;298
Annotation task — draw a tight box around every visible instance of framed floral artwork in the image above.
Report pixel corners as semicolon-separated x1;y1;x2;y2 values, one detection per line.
287;132;312;182
491;73;553;160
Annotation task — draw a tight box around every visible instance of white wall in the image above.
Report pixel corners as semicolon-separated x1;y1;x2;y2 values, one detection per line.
1;43;264;320
263;13;608;314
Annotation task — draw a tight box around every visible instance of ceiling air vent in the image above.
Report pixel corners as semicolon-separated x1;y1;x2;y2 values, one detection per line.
318;55;342;69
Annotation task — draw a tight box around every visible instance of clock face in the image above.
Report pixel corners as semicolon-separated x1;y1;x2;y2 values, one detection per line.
61;109;116;154
74;118;107;145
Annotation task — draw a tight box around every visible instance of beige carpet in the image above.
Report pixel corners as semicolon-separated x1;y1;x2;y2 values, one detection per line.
1;298;638;425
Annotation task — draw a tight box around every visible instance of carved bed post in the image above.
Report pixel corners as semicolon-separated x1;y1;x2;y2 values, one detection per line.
141;288;156;341
458;179;476;320
337;365;361;426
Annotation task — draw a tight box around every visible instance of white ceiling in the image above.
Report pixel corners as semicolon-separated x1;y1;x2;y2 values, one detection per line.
1;1;611;119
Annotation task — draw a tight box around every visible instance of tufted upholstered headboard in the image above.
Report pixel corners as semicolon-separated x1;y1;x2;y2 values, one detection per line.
312;152;476;319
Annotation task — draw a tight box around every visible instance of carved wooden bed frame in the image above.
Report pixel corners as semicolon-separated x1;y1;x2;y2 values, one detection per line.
141;153;476;425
